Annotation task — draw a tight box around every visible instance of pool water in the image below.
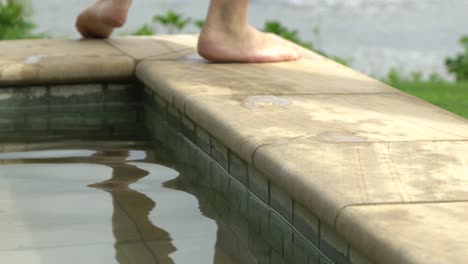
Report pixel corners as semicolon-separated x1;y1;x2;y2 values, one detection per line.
0;140;328;264
0;142;213;263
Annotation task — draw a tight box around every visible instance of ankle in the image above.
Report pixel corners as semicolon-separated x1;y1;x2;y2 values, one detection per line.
103;10;127;28
95;1;129;27
200;21;250;42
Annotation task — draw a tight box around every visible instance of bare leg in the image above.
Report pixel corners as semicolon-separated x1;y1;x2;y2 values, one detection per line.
198;0;301;63
75;0;132;38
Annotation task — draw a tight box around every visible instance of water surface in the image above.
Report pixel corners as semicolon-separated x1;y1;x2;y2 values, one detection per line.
0;145;217;263
0;142;324;263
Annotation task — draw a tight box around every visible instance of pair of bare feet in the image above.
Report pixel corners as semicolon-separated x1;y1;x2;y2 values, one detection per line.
75;0;301;63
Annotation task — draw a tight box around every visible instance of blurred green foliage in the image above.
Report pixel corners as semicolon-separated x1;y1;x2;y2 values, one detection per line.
390;80;468;119
132;24;155;36
445;36;468;82
386;68;446;84
0;0;46;40
153;10;191;34
194;19;204;30
384;68;467;118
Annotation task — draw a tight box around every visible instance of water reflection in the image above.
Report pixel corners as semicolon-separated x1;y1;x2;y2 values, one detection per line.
0;145;326;264
89;150;217;264
89;158;177;264
0;147;219;264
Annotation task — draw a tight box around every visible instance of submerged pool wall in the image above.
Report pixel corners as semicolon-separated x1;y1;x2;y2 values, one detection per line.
0;83;144;143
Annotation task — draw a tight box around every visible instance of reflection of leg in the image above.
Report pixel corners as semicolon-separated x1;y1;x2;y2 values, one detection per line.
76;0;132;38
112;190;175;264
198;0;301;62
212;221;244;264
88;163;146;191
90;162;175;264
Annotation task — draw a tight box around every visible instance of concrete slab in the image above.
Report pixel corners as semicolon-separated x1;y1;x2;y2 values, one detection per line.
253;141;468;227
0;39;134;85
137;59;398;110
150;34;198;50
105;35;196;60
336;202;468;264
182;94;468;164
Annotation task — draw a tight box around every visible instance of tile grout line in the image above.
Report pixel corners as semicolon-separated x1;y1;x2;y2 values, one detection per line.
103;39;135;59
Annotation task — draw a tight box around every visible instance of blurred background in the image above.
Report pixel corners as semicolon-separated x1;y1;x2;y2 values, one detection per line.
1;0;467;118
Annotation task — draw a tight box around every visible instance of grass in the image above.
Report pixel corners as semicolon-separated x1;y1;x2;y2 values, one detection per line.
389;80;468;119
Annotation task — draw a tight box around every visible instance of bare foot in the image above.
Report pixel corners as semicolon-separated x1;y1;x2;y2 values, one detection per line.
75;0;131;38
198;25;301;63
